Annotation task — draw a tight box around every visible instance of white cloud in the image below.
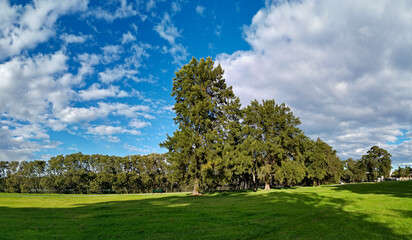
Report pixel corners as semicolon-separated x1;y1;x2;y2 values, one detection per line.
87;125;141;136
0;0;88;60
0;124;61;162
171;2;181;14
0;52;69;122
146;0;156;12
125;42;152;68
57;102;151;124
78;83;129;101
57;106;106;123
121;31;136;44
101;45;123;64
60;33;89;44
129;119;151;129
72;53;100;85
0;47;101;161
91;0;138;22
154;12;188;65
195;5;206;16
161;43;188;65
154;13;180;45
47;119;67;131
217;0;412;164
9;124;49;140
123;143;155;153
161;105;174;112
98;66;138;84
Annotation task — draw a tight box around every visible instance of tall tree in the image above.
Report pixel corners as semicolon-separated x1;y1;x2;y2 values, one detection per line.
160;57;240;195
361;146;392;181
244;99;302;190
342;158;366;183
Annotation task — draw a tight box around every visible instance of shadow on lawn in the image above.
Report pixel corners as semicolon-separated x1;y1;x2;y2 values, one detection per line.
1;190;410;240
329;180;412;198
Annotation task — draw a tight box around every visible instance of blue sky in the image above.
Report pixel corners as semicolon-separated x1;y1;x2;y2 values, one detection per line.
1;0;411;166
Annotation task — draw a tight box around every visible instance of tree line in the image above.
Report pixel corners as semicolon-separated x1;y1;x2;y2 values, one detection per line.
0;143;392;194
0;57;393;194
0;153;171;193
391;166;412;179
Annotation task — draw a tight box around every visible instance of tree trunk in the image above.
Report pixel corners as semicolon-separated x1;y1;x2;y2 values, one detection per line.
252;172;257;191
192;176;201;195
264;181;270;190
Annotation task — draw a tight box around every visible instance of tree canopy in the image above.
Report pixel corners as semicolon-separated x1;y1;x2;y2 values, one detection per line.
160;57;241;195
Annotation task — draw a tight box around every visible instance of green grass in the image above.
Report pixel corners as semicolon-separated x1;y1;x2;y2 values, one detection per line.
1;181;411;239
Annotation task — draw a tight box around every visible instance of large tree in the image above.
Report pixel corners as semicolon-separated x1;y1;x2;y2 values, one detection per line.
160;57;241;195
243;99;303;190
342;158;366;183
361;146;392;181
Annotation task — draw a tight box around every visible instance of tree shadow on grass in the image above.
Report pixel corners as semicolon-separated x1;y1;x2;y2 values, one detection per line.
0;190;410;240
328;181;412;198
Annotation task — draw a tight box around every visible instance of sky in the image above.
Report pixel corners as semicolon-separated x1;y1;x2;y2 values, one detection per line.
0;0;411;167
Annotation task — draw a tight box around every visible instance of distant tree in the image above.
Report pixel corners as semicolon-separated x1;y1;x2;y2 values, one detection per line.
342;158;366;183
361;146;392;181
160;57;240;195
391;166;412;178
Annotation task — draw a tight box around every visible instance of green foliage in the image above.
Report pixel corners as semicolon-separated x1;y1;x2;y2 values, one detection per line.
243;99;303;190
0;153;171;194
392;166;412;178
275;160;306;186
361;146;392;181
160;57;241;194
342;158;366;183
304;138;343;185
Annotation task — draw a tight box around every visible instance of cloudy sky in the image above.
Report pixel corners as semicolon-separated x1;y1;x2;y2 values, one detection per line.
0;0;411;166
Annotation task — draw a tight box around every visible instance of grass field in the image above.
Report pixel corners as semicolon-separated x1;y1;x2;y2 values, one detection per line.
0;181;411;239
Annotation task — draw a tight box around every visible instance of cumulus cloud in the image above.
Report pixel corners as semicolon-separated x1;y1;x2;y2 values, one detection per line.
91;0;138;22
60;33;90;44
0;0;88;60
0;124;61;162
101;45;123;64
129;119;151;129
78;83;129;101
217;0;412;164
98;66;138;84
146;0;156;12
0;52;69;122
0;46;101;161
121;31;136;44
87;125;140;136
57;102;151;124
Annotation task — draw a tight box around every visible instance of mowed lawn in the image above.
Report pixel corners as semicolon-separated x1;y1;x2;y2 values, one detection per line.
0;181;411;239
